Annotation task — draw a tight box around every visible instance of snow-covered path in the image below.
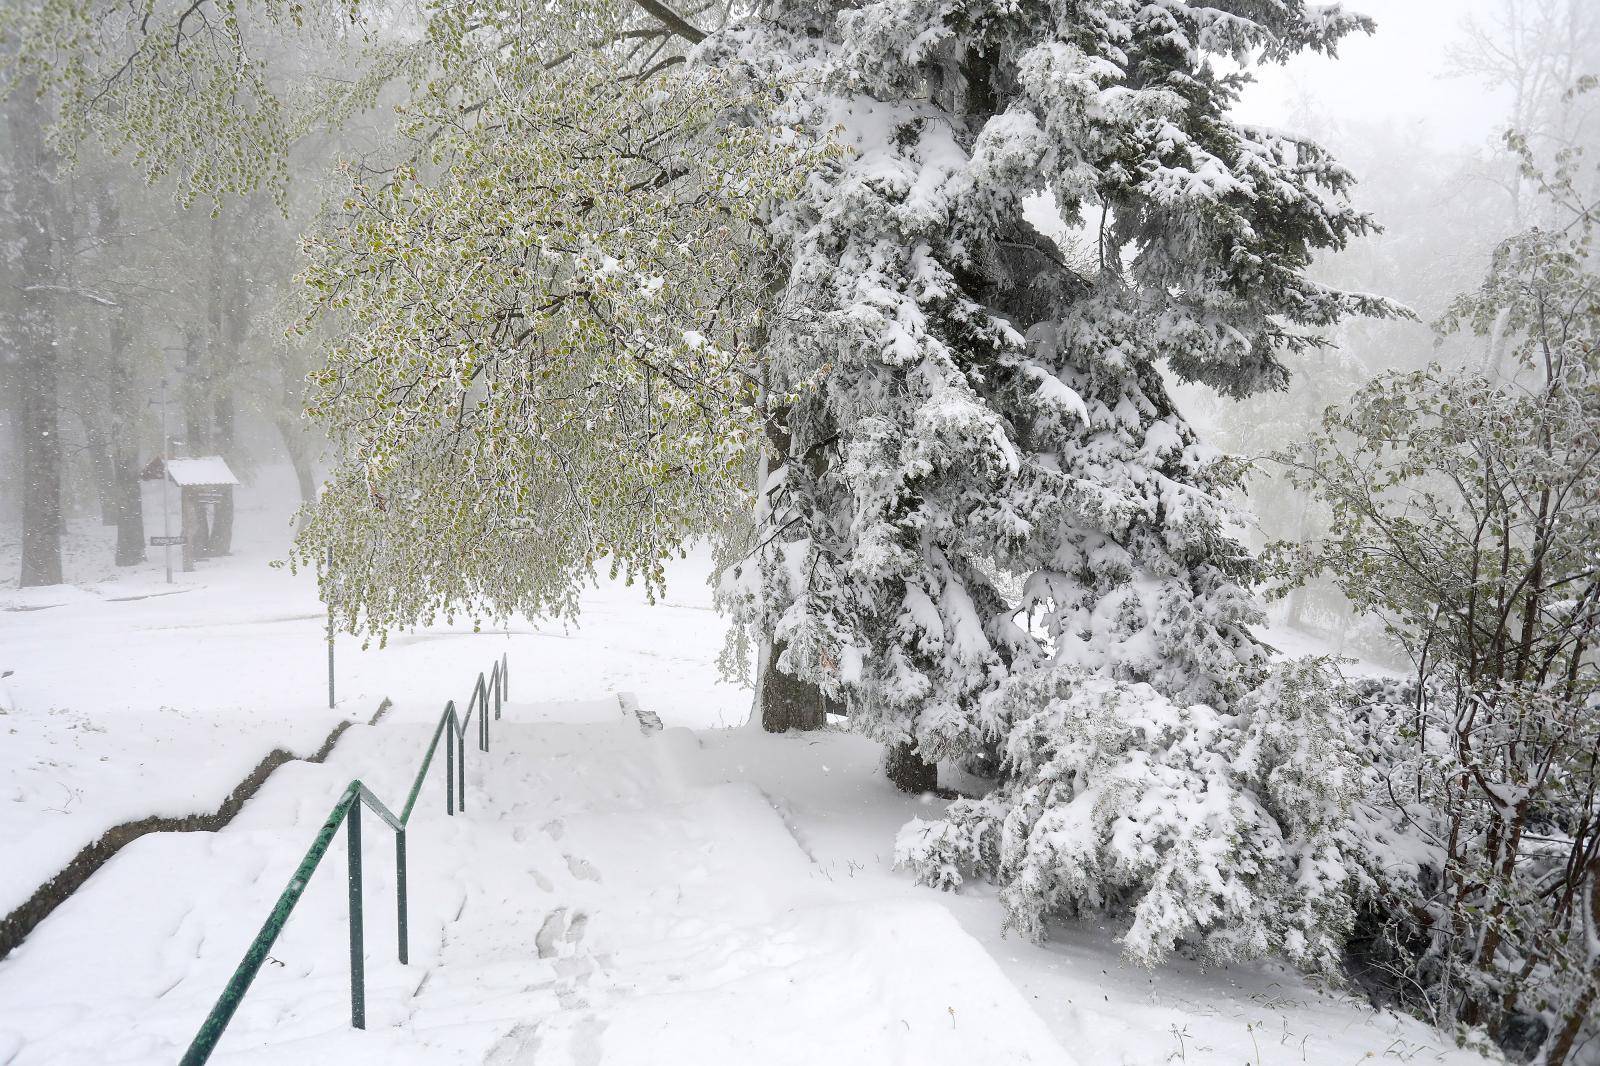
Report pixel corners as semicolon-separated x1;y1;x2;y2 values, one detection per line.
0;699;1074;1065
388;715;1071;1065
0;688;1497;1066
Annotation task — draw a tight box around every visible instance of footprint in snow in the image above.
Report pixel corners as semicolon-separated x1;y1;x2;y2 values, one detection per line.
536;907;590;956
535;908;569;959
564;911;589;944
564;854;601;882
483;1021;541;1066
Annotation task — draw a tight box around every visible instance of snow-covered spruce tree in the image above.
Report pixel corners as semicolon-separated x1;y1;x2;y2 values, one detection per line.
711;1;1396;961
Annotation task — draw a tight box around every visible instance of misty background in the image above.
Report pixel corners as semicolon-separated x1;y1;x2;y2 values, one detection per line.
2;0;1595;659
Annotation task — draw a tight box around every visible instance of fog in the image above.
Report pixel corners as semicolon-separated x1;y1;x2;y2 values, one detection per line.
5;0;1595;604
2;4;1598;1064
1242;0;1511;147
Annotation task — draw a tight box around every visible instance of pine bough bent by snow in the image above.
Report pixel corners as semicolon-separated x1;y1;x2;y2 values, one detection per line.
896;661;1361;970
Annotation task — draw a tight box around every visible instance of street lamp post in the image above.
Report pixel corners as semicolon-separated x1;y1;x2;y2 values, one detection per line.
151;376;174;584
326;546;335;710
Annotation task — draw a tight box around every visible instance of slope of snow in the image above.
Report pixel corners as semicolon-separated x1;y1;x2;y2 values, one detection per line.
0;704;1075;1065
1;478;1496;1065
0;468;744;920
671;726;1496;1066
0;702;1495;1065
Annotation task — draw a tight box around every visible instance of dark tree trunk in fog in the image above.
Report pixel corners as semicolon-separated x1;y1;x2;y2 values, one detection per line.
7;82;63;587
107;305;145;566
207;395;235;555
758;639;837;732
275;415;318;516
182;328;207;455
885;741;938;794
81;419;118;526
176;331;214;557
203;214;239;556
92;189;147;567
58;178;119;529
111;449;145;566
17;327;61;586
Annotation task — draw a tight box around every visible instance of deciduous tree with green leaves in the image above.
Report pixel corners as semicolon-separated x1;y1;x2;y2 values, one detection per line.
1273;121;1600;1064
290;22;813;637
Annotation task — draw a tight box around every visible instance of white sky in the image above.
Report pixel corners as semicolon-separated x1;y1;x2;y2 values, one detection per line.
1237;0;1511;148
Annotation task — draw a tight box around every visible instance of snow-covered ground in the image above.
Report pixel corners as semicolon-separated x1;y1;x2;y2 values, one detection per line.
0;475;1496;1064
0;468;744;921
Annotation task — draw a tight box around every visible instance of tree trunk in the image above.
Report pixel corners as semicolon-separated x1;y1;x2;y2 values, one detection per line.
885;741;938;794
275;415;318;516
182;329;207;454
99;195;146;568
180;489;200;572
1545;981;1594;1066
17;329;61;586
749;407;835;733
109;315;145;567
80;418;118;526
204;214;237;556
111;447;145;566
1278;492;1313;627
206;395;234;555
758;639;836;732
1543;865;1599;1066
8;82;63;588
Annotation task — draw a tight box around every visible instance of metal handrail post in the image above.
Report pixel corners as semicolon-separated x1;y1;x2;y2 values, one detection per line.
395;828;408;965
477;678;488;753
178;787;359;1066
445;714;456;817
457;714;467;812
347;800;365;1030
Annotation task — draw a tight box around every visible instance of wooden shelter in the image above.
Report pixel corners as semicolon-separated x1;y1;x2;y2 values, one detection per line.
140;456;240;570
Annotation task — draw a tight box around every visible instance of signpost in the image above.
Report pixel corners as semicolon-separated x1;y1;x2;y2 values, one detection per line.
326;546;336;710
149;535;185;546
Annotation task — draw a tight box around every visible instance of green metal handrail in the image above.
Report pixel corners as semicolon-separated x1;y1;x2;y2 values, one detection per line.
179;653;509;1065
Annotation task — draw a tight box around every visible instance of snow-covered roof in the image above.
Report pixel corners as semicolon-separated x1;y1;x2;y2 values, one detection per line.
162;457;239;487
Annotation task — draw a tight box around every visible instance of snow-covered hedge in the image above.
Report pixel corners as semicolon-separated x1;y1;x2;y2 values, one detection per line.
896;660;1361;970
